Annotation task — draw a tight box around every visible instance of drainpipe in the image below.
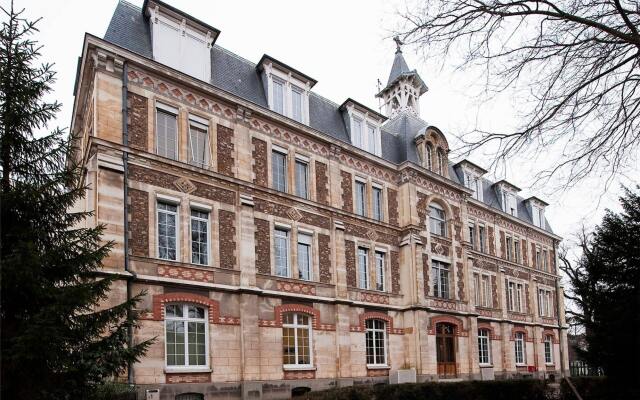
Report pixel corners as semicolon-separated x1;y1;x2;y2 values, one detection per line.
122;60;135;386
553;240;567;378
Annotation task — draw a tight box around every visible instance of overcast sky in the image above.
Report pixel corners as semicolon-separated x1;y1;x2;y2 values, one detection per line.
14;0;638;256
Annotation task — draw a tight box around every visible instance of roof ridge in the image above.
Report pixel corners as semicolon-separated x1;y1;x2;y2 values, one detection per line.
119;0;142;12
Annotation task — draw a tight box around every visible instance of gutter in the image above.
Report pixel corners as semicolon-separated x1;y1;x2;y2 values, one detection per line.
554;240;567;377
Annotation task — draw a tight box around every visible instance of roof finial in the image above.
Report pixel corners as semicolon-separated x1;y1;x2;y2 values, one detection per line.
393;36;403;53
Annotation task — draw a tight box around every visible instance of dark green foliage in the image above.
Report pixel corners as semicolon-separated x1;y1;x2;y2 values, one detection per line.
0;3;152;399
302;380;548;400
561;377;620;400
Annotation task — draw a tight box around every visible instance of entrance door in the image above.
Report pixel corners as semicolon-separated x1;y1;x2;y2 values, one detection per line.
436;323;457;378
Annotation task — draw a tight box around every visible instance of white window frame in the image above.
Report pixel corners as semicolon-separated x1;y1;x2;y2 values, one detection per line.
365;319;388;367
469;222;476;250
508;281;524;313
274;227;290;277
429;203;446;236
190;208;210;266
355;180;367;217
506;236;513;261
297;232;313;281
544;335;554;364
187;115;210;168
291;85;304;123
282;313;314;368
465;173;483;201
374;250;386;292
272;77;285;114
514;332;526;365
372;185;384;221
538;288;553;317
514;239;521;263
265;65;310;124
272;149;288;193
478;225;486;253
348;109;381;156
357;247;369;290
164;303;209;370
155;104;178;160
157;200;179;261
478;329;491;365
432;260;450;299
294;157;309;199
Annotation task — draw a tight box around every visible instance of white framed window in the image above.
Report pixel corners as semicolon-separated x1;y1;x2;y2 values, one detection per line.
425;143;433;171
532;206;545;229
274;227;290;277
372;186;383;221
429;204;446;236
478;225;486;253
514;239;521;263
506;236;513;261
295;159;309;199
358;247;369;290
365;319;387;366
348;112;381;156
291;85;304;122
544;335;554;364
282;313;313;368
375;251;385;291
272;78;285;114
265;67;310;124
437;149;446;175
156;106;178;160
366;124;381;155
432;260;450;299
297;233;313;281
507;281;524;312
503;191;518;217
542;250;548;271
474;273;492;307
465;173;483;201
514;332;526;365
351;117;364;148
355;180;367;217
158;201;178;261
190;209;209;265
188;116;209;168
272;150;288;192
535;247;542;269
478;329;491;365
474;273;481;306
469;222;476;249
165;304;208;368
538;288;553;317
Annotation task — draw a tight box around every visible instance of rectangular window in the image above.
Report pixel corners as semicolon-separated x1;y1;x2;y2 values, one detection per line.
295;159;309;199
272;150;288;192
188;118;208;168
297;233;312;281
272;79;284;114
474;273;481;306
351;118;363;148
190;209;209;265
469;222;476;250
372;186;383;221
358;247;369;290
515;332;526;365
355;181;367;217
432;260;450;299
375;251;385;291
367;124;378;154
544;336;553;364
503;192;518;216
542;250;548;271
514;239;521;263
156;107;178;160
481;274;492;307
429;205;446;236
365;319;387;366
539;289;553;317
165;304;207;367
478;225;486;253
465;174;482;201
506;236;513;261
291;86;303;122
508;281;524;312
274;228;290;277
158;201;178;261
478;329;491;365
536;248;542;269
282;313;312;367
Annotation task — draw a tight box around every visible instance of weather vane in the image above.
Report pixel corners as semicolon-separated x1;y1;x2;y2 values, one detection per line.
393;35;404;52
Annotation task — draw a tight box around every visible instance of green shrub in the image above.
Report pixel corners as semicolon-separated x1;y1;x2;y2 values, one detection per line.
561;376;639;400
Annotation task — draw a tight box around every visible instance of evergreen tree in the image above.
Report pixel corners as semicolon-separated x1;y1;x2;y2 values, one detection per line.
0;4;151;399
560;187;640;396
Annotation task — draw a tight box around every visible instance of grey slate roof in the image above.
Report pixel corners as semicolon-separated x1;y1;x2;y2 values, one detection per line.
101;0;553;234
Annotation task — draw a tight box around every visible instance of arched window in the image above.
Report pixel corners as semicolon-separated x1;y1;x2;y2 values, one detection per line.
282;313;313;368
544;335;554;364
437;149;446;175
365;319;387;366
514;331;526;365
477;329;491;365
429;203;446;236
165;304;207;368
425;143;434;171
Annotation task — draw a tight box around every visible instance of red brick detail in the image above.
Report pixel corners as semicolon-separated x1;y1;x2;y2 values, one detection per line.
158;265;213;283
252;137;268;186
499;230;506;259
315;161;329;205
525;283;531;314
128;165;235;205
276;281;316;295
456;261;464;301
318;233;332;284
283;370;316;380
427;315;468;336
367;368;389;377
216;124;234;177
451;205;461;223
390;250;400;294
488;226;496;256
345;239;357;288
423;253;430;298
218;210;236;270
254;218;271;275
491;275;498;308
430;239;451;257
344;222;399;247
254;199;331;230
166;372;211;384
340;171;353;212
531;242;537;268
259;304;335;331
416;192;429;228
350;311;404;335
522;240;529;267
129;188;149;257
541;329;560;344
387;188;398;226
510;326;533;342
477;322;501;340
360;292;389;305
127;92;148;150
144;292;239;325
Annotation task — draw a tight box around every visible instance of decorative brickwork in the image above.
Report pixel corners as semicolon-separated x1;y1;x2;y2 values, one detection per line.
417;192;428;228
255;218;271;275
158;265;214;283
477;322;501;340
254;198;330;230
129;188;149;257
166;372;211;384
344;222;399;246
525;283;531;314
387;188;399;225
259;303;335;331
345;239;356;287
218;210;236;270
340;170;353;212
488;226;496;255
531;242;537;267
491;275;498;308
430;238;451;257
390;250;400;294
541;329;560;344
217;124;234;177
315;161;329;205
510;326;534;342
522;239;529;267
366;368;389;377
251;137;268;186
499;230;505;259
349;311;404;334
127;92;148;150
456;261;464;300
359;292;389;304
427;315;468;336
143;292;240;325
423;253;430;298
284;370;316;380
276;281;316;295
318;233;332;283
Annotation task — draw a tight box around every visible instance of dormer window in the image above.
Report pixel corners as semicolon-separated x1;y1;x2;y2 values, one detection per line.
532;206;545;229
526;196;548;229
502;191;518;217
341;99;385;157
272;78;285;114
464;173;483;201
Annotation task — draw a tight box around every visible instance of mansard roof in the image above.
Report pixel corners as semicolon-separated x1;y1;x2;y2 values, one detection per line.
101;0;554;234
376;49;428;97
256;54;318;87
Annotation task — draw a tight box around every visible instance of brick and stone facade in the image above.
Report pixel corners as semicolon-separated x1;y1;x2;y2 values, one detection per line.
69;1;569;399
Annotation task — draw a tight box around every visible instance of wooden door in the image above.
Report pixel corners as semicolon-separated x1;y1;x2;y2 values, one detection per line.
436;323;457;378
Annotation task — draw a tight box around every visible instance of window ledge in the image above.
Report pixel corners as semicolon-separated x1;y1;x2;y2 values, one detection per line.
366;365;390;370
479;364;493;368
283;365;316;371
164;367;212;374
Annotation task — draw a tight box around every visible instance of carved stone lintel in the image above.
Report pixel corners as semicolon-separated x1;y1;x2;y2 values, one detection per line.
240;194;254;207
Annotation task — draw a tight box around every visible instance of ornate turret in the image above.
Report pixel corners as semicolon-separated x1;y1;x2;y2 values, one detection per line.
376;37;428;118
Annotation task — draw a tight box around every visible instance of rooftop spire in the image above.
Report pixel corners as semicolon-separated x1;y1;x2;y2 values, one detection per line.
393;35;404;53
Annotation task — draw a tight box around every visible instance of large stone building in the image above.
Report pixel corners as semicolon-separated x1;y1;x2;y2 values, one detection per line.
70;1;569;398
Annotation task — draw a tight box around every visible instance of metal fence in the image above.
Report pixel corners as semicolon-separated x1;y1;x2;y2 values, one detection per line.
569;360;604;377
